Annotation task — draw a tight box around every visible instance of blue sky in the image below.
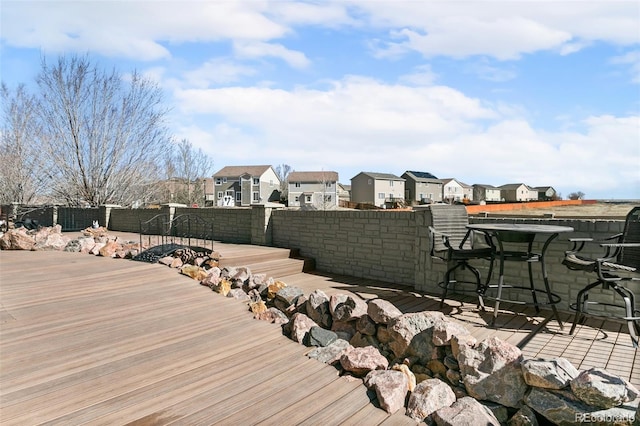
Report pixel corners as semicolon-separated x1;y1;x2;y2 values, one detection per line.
1;0;639;199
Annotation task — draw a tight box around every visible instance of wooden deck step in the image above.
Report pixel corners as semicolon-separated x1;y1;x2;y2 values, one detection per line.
216;244;315;279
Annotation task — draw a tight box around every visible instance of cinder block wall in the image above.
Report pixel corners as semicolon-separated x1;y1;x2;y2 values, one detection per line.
106;205;631;314
271;210;418;285
175;207;252;244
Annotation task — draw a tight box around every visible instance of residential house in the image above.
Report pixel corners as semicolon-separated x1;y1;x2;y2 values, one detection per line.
287;171;339;210
534;186;557;201
499;183;538;202
337;183;351;205
212;165;281;207
441;178;473;203
473;184;502;203
350;172;405;208
401;171;443;205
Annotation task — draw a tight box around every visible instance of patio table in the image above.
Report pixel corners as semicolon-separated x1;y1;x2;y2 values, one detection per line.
466;223;574;328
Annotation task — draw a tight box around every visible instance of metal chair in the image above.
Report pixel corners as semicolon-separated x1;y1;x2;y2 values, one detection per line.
563;206;640;346
428;205;495;308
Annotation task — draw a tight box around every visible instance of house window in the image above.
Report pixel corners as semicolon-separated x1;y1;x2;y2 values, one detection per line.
295;182;301;188
253;178;259;185
253;191;259;201
223;177;227;183
389;194;394;200
389;180;394;186
236;192;241;201
215;178;222;185
324;195;332;202
306;195;312;202
368;179;372;185
325;182;332;188
270;180;274;187
217;191;223;198
294;196;299;202
378;193;385;199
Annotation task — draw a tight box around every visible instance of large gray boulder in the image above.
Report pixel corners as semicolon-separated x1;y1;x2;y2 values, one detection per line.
570;368;639;409
521;357;579;390
387;311;445;362
457;336;528;408
524;387;638;426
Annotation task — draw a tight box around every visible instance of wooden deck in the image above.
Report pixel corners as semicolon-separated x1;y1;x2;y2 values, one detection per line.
1;240;638;425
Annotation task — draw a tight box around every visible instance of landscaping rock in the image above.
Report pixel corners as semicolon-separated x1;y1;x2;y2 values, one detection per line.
367;299;402;325
433;396;501;426
432;317;471;346
307;339;352;365
570;368;639;409
391;363;416;392
340;346;389;376
289;313;319;344
305;289;332;328
211;278;231;296
227;288;250;300
355;315;377;336
0;228;36;250
523;387;639;426
180;265;208;281
521;357;579;390
274;286;305;312
508;405;539;426
457;336;527;408
405;378;456;422
387;311;445;362
364;369;409;414
332;295;368;322
308;326;338;347
254;307;289;324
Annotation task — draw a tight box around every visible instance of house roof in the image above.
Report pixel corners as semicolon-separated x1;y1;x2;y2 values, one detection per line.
534;186;555;192
403;170;439;180
288;171;339;182
441;178;472;188
352;172;404;181
214;165;273;177
474;184;500;189
499;183;530;190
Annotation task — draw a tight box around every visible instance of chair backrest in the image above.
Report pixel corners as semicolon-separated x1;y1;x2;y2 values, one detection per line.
620;206;640;269
428;204;470;252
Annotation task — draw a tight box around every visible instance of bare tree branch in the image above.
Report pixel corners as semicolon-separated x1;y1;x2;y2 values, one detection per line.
36;54;171;206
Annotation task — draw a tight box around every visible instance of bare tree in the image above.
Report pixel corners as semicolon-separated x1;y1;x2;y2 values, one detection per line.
166;138;215;206
36;54;171;206
275;163;293;203
0;83;51;204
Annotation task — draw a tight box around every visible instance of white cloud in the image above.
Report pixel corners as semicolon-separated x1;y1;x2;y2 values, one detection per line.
233;41;310;68
3;1;637;63
170;76;639;198
183;58;257;88
611;50;640;83
1;1;287;60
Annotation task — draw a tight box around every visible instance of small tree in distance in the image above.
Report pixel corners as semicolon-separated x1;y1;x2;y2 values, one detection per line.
567;191;585;200
275;164;294;204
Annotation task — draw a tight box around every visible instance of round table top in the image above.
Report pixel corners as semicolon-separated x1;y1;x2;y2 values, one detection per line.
467;223;574;234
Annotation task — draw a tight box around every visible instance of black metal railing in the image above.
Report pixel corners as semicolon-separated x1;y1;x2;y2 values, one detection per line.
139;213;214;253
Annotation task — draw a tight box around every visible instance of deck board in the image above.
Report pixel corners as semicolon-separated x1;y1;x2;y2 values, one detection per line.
1;243;638;425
